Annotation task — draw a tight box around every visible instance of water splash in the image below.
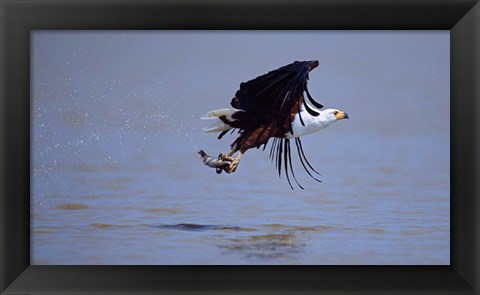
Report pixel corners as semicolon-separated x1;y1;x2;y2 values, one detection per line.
153;111;201;152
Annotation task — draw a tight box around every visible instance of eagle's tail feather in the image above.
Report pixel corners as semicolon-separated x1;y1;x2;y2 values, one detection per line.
203;122;232;133
201;108;239;134
200;108;238;120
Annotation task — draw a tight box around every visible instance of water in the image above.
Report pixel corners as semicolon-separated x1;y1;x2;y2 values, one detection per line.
31;31;449;265
31;130;449;265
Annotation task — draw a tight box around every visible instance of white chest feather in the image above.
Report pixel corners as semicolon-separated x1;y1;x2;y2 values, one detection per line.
284;104;334;139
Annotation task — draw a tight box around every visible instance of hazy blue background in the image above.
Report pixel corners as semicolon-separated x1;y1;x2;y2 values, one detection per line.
31;31;449;265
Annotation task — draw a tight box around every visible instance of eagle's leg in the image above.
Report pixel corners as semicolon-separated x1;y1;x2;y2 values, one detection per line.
226;151;243;173
219;145;237;162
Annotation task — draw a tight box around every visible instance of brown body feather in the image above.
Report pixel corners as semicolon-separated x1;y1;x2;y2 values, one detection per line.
221;96;305;153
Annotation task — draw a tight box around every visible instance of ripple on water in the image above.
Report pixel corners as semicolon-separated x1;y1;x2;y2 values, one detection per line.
144;208;184;214
56;203;89;210
293;225;334;232
33;230;53;234
366;228;385;234
249;233;295;241
263;223;284;229
220;232;304;260
153;223;257;232
263;224;335;232
91;223;115;229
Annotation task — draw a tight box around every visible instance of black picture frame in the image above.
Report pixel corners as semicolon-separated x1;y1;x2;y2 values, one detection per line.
1;0;479;294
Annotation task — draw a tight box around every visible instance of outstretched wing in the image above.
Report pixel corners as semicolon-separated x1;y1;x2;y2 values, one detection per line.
230;60;323;133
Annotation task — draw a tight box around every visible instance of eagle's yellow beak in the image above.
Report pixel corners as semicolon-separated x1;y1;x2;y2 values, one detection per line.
335;111;349;120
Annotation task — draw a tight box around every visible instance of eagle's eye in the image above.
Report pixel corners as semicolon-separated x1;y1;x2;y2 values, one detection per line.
333;111;338;115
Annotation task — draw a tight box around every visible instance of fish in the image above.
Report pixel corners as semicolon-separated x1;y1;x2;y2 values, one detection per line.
197;150;231;174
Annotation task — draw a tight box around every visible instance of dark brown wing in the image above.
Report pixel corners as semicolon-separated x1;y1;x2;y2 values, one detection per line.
230;60;323;132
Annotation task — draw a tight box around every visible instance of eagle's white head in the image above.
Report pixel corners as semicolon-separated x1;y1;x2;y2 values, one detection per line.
322;108;349;122
287;107;349;139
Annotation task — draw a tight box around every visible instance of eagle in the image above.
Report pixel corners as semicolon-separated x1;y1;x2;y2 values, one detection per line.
201;60;348;189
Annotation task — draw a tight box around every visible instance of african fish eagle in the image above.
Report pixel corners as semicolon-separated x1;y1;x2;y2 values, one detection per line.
201;60;348;189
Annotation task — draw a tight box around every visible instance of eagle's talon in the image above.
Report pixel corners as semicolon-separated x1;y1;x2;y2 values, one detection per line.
219;153;235;162
226;160;239;173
